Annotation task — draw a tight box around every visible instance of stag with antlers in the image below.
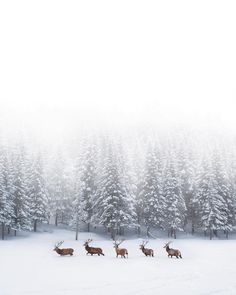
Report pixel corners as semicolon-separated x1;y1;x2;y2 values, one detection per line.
163;241;182;258
83;239;104;256
139;240;154;257
113;239;128;258
53;241;74;256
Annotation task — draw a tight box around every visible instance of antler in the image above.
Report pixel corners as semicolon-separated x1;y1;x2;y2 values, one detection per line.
113;239;125;246
143;240;149;246
85;239;93;244
118;239;125;246
55;240;64;248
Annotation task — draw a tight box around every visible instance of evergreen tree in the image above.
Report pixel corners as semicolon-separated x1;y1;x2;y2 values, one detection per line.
0;148;14;239
93;143;137;239
137;145;164;236
194;156;231;239
79;142;97;232
29;154;49;232
162;154;186;239
47;152;73;226
11;147;32;235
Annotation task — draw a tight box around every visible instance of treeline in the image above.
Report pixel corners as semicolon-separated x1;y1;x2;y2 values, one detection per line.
0;131;236;240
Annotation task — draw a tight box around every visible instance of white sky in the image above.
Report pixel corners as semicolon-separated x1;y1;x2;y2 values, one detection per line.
0;1;236;142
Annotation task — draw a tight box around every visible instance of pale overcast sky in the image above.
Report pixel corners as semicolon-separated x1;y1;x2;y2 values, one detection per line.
0;1;236;142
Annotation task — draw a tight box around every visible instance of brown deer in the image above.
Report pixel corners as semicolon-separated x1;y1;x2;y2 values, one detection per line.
113;239;128;258
139;240;154;257
163;241;182;258
53;241;74;256
83;239;104;256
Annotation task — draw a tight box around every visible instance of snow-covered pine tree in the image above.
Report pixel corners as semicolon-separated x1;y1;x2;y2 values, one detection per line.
136;144;164;236
162;152;186;239
177;144;197;234
29;153;49;232
47;151;73;226
193;156;230;239
70;142;84;240
11;147;32;235
212;153;235;238
79;140;97;232
93;141;137;239
0;146;14;240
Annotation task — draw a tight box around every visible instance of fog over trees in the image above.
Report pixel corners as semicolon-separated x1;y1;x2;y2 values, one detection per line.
0;127;235;240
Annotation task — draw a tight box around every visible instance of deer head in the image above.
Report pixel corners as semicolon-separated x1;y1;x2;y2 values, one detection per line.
113;239;125;248
83;239;93;247
163;241;172;248
139;240;148;249
54;241;64;251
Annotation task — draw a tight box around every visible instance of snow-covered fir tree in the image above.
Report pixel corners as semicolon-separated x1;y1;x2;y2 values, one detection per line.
137;144;164;236
193;155;233;239
0;147;14;239
177;144;197;233
11;147;32;235
29;153;49;232
78;141;97;232
47;151;73;226
93;142;137;239
162;153;187;238
213;154;235;238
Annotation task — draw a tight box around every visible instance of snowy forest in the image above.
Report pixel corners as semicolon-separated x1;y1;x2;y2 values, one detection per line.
1;128;235;241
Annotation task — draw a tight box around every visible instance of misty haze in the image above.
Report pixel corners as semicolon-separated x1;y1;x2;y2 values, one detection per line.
0;1;236;295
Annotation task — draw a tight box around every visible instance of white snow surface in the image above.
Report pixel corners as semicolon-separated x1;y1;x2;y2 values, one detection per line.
1;229;236;295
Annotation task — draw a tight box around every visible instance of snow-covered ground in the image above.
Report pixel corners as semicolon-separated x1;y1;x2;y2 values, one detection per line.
1;229;236;295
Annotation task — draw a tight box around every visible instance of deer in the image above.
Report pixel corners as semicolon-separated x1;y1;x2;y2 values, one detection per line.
163;241;182;258
113;239;128;258
53;241;74;256
83;239;104;256
139;240;154;257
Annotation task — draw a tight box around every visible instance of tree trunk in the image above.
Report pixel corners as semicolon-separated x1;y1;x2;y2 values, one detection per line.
87;223;90;232
1;223;5;240
226;230;229;239
111;228;116;240
14;230;17;236
173;229;176;239
146;226;150;237
55;212;58;226
137;225;141;236
75;218;79;241
210;229;213;240
34;220;37;232
191;223;195;235
7;226;10;235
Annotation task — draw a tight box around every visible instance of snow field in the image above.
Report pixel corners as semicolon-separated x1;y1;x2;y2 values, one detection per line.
1;230;236;295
